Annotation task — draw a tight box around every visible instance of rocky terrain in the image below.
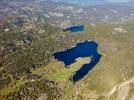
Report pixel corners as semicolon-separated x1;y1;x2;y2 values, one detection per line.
0;0;134;100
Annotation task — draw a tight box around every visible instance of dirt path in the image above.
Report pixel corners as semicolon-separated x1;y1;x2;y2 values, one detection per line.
104;77;134;99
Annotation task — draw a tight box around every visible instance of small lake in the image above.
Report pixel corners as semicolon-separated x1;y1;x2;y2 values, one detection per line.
63;25;84;33
53;41;101;82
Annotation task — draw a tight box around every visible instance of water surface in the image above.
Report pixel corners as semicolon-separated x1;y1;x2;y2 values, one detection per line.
53;41;101;82
63;25;84;33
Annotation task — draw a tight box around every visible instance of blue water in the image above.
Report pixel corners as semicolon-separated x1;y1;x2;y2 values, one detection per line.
53;41;101;82
63;25;84;33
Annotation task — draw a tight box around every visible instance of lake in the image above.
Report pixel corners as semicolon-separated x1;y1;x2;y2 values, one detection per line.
53;41;102;82
63;25;84;33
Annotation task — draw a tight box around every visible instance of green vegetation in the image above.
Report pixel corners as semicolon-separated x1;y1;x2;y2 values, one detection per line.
0;17;134;99
33;57;90;81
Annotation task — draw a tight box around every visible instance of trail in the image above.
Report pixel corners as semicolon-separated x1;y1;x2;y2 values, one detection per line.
105;77;134;99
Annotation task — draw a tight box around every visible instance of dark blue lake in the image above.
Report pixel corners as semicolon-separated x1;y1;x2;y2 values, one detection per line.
63;25;84;33
53;41;101;82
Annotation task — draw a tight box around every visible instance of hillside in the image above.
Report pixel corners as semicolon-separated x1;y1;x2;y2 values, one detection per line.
0;0;134;100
